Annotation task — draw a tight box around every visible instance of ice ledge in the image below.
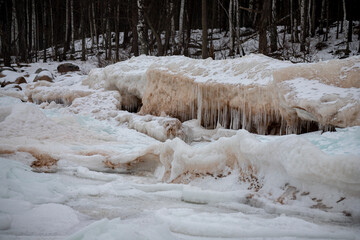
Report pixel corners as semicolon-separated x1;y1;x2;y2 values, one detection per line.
86;54;360;134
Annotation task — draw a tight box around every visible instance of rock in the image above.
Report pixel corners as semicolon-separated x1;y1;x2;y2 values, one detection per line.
57;63;79;73
35;68;47;74
34;71;53;83
0;81;10;87
15;77;27;84
13;85;22;91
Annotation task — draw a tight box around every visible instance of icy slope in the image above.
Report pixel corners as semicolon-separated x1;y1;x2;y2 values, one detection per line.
0;96;160;172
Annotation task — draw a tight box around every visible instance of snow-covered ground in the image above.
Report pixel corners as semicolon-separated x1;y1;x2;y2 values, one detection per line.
0;54;360;240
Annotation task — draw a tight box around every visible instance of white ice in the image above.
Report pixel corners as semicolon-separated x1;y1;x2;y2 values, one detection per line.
1;56;360;239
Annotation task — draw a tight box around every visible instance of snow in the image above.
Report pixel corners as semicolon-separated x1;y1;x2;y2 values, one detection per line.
1;56;360;239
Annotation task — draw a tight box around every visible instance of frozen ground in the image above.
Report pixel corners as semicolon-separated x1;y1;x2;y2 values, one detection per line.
0;56;360;239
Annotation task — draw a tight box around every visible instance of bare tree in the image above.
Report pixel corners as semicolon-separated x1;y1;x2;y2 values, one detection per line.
270;0;278;52
259;0;271;54
1;0;13;66
137;0;147;55
202;0;208;58
178;0;185;53
229;0;234;56
70;0;75;53
300;0;306;52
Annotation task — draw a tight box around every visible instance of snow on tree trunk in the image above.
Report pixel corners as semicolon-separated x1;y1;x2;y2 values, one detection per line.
137;0;147;55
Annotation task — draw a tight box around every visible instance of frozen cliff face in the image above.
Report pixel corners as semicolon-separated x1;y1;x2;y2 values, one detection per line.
86;54;360;135
142;54;359;134
86;55;171;112
141;54;295;135
273;56;360;128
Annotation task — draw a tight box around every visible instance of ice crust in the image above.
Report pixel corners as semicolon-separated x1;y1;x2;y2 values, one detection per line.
1;55;360;239
86;54;360;134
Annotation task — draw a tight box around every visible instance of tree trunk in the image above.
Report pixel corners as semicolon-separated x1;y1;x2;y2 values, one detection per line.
106;0;111;60
137;0;147;55
290;0;294;42
92;2;98;50
259;0;270;54
64;0;69;58
300;0;306;51
201;0;208;59
49;0;55;61
88;4;94;51
15;0;27;62
343;0;348;52
324;0;329;41
319;0;325;34
311;0;316;37
70;0;75;53
43;0;47;62
115;2;120;61
131;0;139;56
81;0;86;61
178;0;185;53
235;0;241;55
270;0;278;52
229;0;234;56
1;0;13;66
170;0;175;52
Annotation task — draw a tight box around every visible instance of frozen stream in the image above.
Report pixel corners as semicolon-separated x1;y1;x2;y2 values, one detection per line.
1;156;359;240
1;57;359;239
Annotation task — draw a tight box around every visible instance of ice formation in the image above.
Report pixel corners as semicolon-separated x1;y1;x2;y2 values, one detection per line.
86;54;360;134
1;56;360;239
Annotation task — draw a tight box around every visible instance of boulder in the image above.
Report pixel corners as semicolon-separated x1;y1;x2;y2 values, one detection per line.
13;85;22;91
35;68;47;74
57;63;80;73
34;71;53;83
15;77;27;84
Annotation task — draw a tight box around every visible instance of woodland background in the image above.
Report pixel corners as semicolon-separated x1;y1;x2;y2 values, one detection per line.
0;0;359;66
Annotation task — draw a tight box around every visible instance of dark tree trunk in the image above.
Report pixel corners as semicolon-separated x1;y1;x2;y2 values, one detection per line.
270;0;278;52
81;0;86;61
43;0;47;62
131;0;139;56
201;0;208;58
259;0;271;54
15;0;27;62
1;0;13;66
115;2;120;61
